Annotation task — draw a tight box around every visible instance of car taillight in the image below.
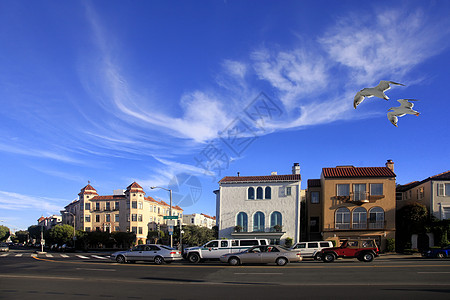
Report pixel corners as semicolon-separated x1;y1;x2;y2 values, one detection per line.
296;252;301;256
170;252;179;255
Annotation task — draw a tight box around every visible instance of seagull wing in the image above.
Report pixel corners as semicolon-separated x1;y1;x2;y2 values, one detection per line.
387;111;399;127
353;92;365;109
377;80;405;92
397;99;417;109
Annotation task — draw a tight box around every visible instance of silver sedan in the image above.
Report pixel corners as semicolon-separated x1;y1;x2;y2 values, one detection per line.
111;244;182;264
220;245;302;266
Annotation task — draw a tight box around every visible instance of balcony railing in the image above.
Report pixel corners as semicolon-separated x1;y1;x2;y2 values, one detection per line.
335;192;385;203
329;220;386;231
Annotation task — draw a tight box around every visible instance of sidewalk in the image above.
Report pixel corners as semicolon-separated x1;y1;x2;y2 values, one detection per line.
379;252;423;259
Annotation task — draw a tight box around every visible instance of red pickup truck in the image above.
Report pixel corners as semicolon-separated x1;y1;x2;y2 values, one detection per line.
320;239;379;263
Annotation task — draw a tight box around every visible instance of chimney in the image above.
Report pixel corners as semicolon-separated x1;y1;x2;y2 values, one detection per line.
292;163;300;175
237;172;240;177
386;159;394;172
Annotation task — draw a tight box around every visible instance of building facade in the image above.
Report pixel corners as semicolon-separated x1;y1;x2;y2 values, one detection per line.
182;213;216;229
62;182;183;243
215;163;303;245
396;170;450;220
306;160;396;251
37;215;62;230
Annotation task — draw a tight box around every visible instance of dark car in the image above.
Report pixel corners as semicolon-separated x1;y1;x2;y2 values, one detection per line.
423;246;450;258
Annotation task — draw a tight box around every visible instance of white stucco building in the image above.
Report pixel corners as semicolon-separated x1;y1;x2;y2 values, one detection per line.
183;213;216;229
215;163;303;245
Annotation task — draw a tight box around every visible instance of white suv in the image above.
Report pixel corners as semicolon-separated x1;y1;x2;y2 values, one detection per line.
184;239;269;263
291;241;333;260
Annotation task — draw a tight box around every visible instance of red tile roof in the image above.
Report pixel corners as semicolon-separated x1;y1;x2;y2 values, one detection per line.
429;170;450;180
307;179;321;187
79;184;98;195
219;174;301;183
144;196;183;211
126;181;145;193
201;213;216;220
91;195;126;201
322;166;396;178
397;170;450;192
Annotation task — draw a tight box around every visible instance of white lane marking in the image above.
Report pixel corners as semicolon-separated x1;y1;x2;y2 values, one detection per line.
0;253;9;257
60;254;69;258
45;253;53;257
76;255;90;259
418;272;450;274
91;255;107;260
15;254;23;257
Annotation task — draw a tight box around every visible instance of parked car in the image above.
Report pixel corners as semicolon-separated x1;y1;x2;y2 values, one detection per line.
423;246;450;258
220;245;302;266
291;241;333;260
184;239;269;263
320;239;379;263
111;244;182;264
0;242;9;252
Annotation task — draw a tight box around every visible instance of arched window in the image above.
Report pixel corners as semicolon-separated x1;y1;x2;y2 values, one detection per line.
253;211;265;232
369;207;385;229
256;187;263;199
352;207;367;229
236;212;248;232
270;211;282;231
265;187;271;199
335;207;350;230
248;187;255;200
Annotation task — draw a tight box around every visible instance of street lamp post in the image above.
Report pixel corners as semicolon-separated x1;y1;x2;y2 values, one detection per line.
151;186;173;248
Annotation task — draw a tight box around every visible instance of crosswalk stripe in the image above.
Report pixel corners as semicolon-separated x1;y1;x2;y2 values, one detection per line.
31;254;37;257
15;254;23;257
76;255;89;259
61;254;69;258
91;255;107;260
0;253;9;257
46;254;53;257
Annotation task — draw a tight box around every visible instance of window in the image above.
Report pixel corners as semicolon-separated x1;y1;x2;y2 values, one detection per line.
115;201;120;210
310;217;319;232
295;243;306;249
127;215;130;222
95;215;100;222
370;184;383;196
256;187;263;199
369;207;385;229
337;184;350;196
253;211;265;232
132;227;137;234
248;187;255;199
236;212;248;232
443;207;450;220
115;214;120;222
205;241;218;248
352;207;367;229
132;214;137;222
446;183;450;196
138;202;143;209
311;191;320;204
353;184;366;201
126;201;130;209
417;187;424;199
308;242;319;248
265;187;271;199
106;214;110;222
240;240;259;246
85;203;90;210
105;202;110;211
85;215;91;222
95;227;100;232
132;201;137;209
335;207;350;229
220;241;228;247
95;202;100;211
286;186;292;196
115;226;120;232
320;242;330;247
138;214;143;222
85;227;91;232
138;227;143;234
270;211;282;230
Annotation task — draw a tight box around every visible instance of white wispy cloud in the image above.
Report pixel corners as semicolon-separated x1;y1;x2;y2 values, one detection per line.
0;191;67;212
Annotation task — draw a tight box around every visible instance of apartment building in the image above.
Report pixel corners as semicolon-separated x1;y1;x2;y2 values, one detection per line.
182;213;216;229
396;170;450;220
306;160;396;251
37;215;62;230
215;163;303;245
62;182;183;243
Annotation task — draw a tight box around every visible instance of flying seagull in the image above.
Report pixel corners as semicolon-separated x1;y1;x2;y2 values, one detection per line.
354;80;405;109
387;99;420;127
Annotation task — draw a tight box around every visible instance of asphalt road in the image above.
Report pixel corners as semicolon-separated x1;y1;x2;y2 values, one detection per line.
1;249;450;299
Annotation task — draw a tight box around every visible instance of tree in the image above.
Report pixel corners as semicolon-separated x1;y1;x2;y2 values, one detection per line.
0;225;10;242
15;230;29;244
27;225;42;241
112;231;136;249
48;224;74;246
396;203;428;251
180;225;215;246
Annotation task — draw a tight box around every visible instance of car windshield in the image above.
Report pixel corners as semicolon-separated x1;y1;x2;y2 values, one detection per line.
161;246;176;251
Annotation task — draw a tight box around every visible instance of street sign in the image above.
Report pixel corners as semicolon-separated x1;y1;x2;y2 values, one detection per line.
163;216;178;220
168;225;174;236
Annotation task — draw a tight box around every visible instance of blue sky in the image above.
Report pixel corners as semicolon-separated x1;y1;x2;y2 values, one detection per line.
1;0;450;231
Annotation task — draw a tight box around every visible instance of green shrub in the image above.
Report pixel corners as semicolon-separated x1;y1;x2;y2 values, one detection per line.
284;237;293;247
386;238;395;252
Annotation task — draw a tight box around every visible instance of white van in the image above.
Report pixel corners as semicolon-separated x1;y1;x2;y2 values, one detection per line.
184;239;269;263
291;241;333;260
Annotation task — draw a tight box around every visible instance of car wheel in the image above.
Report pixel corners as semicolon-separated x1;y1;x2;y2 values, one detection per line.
188;253;201;264
228;257;240;266
314;253;322;261
323;253;335;263
437;252;445;259
154;256;165;265
276;257;288;266
116;255;126;264
362;252;374;262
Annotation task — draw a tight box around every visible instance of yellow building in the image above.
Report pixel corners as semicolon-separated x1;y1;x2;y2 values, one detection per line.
306;160;396;251
62;182;183;243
